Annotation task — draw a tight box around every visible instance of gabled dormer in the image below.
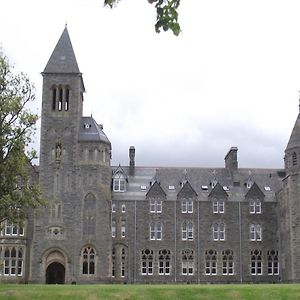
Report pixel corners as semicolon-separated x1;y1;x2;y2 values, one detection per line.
177;181;197;199
146;181;166;199
112;165;128;192
208;182;228;198
245;182;265;199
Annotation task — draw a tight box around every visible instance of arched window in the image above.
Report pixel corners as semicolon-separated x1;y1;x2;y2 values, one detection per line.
182;222;193;240
58;87;63;111
250;224;262;241
4;247;24;276
82;246;96;275
121;248;126;278
267;250;279;275
222;249;234;275
113;172;126;192
158;249;171;275
65;87;69;111
213;223;225;241
83;194;96;235
250;249;262;275
205;249;217;275
112;248;116;277
52;87;56;110
182;249;194;275
141;249;153;275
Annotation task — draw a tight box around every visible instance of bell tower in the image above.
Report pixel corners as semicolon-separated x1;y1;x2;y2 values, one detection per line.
279;100;300;282
31;27;112;283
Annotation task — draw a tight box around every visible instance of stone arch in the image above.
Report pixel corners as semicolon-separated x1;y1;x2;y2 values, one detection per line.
42;248;68;284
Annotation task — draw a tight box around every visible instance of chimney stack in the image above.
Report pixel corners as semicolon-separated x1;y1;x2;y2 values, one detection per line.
129;146;135;176
225;147;238;173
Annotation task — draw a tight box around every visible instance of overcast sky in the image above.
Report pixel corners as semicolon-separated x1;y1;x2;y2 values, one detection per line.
1;0;300;169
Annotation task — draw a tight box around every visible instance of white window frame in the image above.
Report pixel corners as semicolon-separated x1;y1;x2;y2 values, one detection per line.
267;250;279;275
250;250;263;275
250;224;262;241
150;222;162;240
150;199;162;213
112;221;116;238
213;223;225;241
111;203;116;213
121;223;126;238
121;204;126;213
213;200;224;214
181;200;193;213
250;199;261;214
113;172;126;192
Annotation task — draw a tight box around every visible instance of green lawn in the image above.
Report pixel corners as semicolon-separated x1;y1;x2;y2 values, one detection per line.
0;284;299;300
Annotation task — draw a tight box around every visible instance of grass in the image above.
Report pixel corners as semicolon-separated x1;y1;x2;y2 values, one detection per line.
0;284;299;300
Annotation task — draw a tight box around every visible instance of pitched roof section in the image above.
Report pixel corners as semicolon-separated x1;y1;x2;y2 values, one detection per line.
286;113;300;151
146;181;166;199
208;182;228;198
78;117;111;146
245;182;265;199
43;27;80;74
177;181;198;199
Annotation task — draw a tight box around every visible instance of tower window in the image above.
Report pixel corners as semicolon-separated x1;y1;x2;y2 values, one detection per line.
52;88;56;110
292;152;297;166
65;88;69;111
58;87;63;111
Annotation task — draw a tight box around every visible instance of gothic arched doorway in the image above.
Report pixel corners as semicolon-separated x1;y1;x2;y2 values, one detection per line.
46;262;65;284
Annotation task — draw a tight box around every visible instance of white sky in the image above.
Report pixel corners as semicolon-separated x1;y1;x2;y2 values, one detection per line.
1;0;300;169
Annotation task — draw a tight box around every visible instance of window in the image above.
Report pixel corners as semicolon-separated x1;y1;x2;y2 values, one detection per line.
150;222;162;240
213;200;224;214
267;250;279;275
182;249;194;275
112;221;116;238
158;249;171;275
3;247;24;276
113;173;126;192
82;246;95;275
182;222;193;240
58;87;63;111
181;200;193;213
205;249;217;275
249;199;261;214
250;250;262;275
213;223;225;241
293;152;298;166
83;194;96;235
250;224;262;241
121;221;126;238
1;220;24;237
65;87;69;111
121;248;126;278
121;204;126;213
222;250;234;275
52;87;56;110
111;203;116;213
141;249;153;275
112;248;116;277
150;199;162;213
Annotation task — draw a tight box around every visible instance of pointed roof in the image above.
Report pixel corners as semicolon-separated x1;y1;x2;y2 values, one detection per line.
177;181;197;199
245;182;265;199
208;182;228;198
43;26;80;74
146;181;166;199
286;111;300;151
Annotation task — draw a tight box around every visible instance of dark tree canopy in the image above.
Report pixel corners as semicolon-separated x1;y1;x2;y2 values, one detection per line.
104;0;181;36
0;53;43;224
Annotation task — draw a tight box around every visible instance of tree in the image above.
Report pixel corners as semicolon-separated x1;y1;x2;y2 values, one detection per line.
0;53;43;224
104;0;181;36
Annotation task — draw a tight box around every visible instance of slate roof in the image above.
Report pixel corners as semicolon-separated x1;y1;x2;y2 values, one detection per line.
78;117;111;146
43;26;80;74
112;166;285;202
286;112;300;151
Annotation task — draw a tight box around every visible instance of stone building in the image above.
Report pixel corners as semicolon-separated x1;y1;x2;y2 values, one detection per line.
0;27;299;283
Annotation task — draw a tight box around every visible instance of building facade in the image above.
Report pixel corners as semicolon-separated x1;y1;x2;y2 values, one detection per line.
0;27;299;283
